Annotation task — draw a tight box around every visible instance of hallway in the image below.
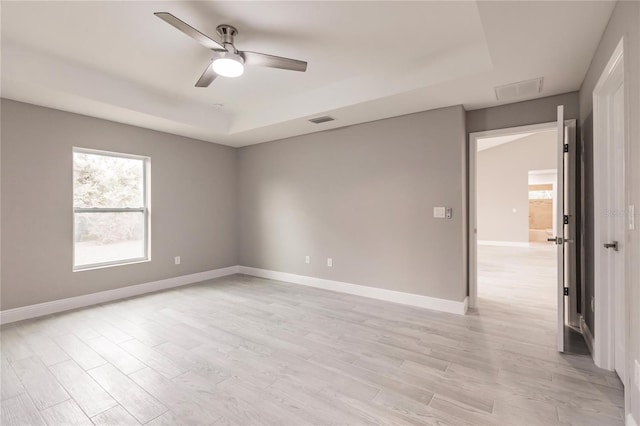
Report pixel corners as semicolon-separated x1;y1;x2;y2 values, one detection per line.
478;244;557;328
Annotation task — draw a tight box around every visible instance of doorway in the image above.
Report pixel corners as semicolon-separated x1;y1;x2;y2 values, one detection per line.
469;117;579;353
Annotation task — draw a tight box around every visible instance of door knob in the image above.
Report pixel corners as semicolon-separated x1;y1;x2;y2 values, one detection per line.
604;241;619;251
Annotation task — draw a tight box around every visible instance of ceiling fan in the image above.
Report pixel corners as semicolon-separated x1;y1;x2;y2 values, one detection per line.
154;12;308;87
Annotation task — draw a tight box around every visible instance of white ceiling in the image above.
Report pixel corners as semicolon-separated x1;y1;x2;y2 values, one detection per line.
478;128;557;151
477;133;535;151
1;1;615;147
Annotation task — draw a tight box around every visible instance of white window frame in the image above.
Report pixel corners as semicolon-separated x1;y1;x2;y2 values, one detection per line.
73;147;151;271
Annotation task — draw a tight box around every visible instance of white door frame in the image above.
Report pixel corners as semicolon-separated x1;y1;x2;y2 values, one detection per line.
592;37;627;373
469;121;559;309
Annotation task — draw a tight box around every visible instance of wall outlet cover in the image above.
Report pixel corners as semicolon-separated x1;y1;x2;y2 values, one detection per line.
327;258;333;267
174;256;181;265
305;256;310;264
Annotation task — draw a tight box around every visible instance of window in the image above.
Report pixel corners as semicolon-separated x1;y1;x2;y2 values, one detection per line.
73;148;149;270
529;190;553;200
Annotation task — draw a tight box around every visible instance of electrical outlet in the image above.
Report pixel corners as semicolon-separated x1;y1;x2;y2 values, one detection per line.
635;359;640;391
327;258;333;267
174;256;181;265
305;256;310;264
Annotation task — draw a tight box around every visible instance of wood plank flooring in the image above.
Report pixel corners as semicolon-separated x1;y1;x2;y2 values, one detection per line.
1;246;625;425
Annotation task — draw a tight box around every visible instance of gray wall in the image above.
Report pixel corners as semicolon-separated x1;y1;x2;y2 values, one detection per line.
467;92;579;134
237;106;468;302
579;1;640;419
1;99;238;310
477;132;556;243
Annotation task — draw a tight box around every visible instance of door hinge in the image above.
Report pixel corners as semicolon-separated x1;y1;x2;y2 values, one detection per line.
564;144;569;153
563;287;569;296
564;215;570;225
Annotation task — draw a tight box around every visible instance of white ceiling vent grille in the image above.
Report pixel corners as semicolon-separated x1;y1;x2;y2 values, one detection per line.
309;116;335;124
495;77;543;101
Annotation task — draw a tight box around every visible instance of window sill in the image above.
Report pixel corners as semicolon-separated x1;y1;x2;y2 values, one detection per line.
73;257;151;272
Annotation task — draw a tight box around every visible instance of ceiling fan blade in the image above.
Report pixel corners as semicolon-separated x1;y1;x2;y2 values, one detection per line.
154;12;224;50
195;61;217;87
239;51;307;72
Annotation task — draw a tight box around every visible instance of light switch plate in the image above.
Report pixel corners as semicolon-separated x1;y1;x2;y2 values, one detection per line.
434;207;446;218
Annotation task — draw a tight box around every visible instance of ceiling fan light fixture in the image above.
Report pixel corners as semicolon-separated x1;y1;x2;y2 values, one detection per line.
212;51;244;78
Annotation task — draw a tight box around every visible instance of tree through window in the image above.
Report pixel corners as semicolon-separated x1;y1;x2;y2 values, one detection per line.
73;148;149;269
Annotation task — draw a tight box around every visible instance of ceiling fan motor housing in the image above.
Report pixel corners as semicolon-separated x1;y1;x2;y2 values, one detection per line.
216;24;238;49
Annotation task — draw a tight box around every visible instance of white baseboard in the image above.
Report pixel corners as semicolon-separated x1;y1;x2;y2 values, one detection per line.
0;266;239;325
238;266;468;315
580;316;595;357
1;264;469;324
628;413;638;426
478;240;531;248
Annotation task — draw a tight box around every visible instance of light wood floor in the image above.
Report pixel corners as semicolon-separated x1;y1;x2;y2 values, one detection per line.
1;246;625;425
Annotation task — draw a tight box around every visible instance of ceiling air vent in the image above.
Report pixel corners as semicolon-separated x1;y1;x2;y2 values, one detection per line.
495;77;543;101
309;116;335;124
